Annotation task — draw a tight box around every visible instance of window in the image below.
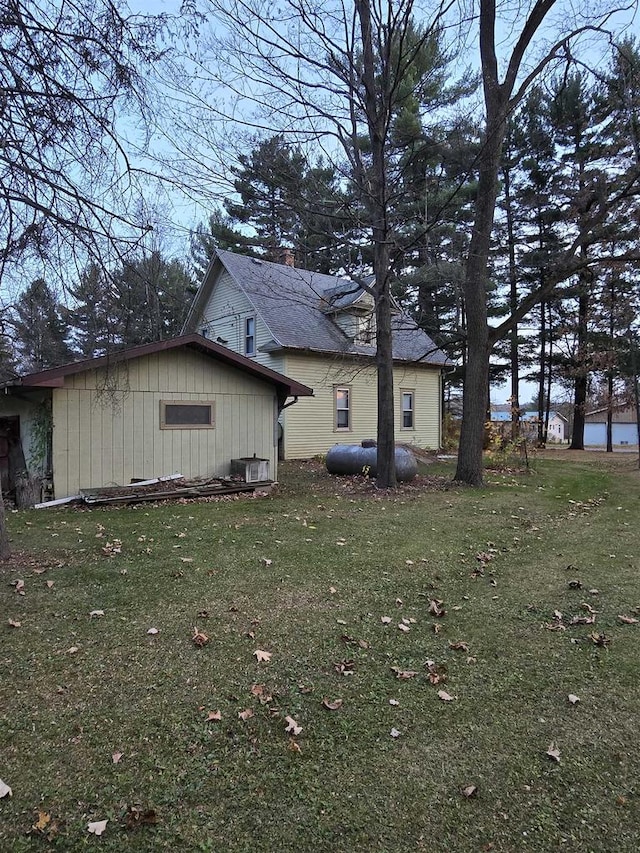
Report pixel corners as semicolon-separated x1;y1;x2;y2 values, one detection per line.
355;311;376;345
160;401;215;429
335;387;351;431
401;391;414;429
245;316;256;356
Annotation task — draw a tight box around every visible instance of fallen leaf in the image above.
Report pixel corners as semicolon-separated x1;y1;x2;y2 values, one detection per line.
329;586;337;594
437;690;455;702
618;615;639;624
334;659;355;675
238;708;254;721
124;806;158;829
46;580;55;589
206;710;222;721
260;557;273;566
589;631;610;647
33;811;52;832
398;623;411;632
426;661;447;685
390;727;401;738
429;598;446;617
90;610;105;618
449;641;470;652
322;697;343;711
461;784;478;798
13;579;25;595
67;646;79;655
192;627;209;647
179;557;193;563
284;715;303;736
254;649;272;663
389;698;400;706
87;819;108;836
112;751;123;763
8;619;21;628
391;666;418;679
0;779;12;798
381;616;392;624
146;627;159;635
546;743;561;762
432;623;441;634
568;694;580;705
288;738;302;753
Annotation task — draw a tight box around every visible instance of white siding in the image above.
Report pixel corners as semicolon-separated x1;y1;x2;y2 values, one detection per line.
51;348;278;498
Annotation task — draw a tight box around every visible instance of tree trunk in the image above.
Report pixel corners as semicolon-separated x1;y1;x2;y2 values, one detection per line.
570;277;590;449
503;161;521;442
0;484;10;561
455;108;504;485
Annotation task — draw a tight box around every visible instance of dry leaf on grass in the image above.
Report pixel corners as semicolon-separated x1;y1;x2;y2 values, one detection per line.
449;641;470;652
13;579;25;595
322;697;343;711
546;743;561;762
390;728;401;738
8;619;21;628
288;738;302;753
391;666;418;679
112;751;123;764
284;716;303;736
334;659;355;675
192;627;209;647
146;627;159;635
206;710;222;721
254;649;272;663
125;806;158;830
87;819;108;836
461;784;478;798
89;610;104;618
260;557;273;566
329;586;337;594
437;689;455;702
67;646;79;655
0;779;12;798
618;615;639;624
381;616;392;624
46;580;55;589
568;694;580;705
429;599;446;617
238;708;254;721
33;811;51;832
389;698;400;706
398;623;411;633
590;631;610;647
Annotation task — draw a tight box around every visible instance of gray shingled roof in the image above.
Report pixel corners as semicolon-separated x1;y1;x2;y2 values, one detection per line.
200;250;450;366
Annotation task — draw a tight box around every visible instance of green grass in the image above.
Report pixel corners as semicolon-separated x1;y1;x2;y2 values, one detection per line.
2;454;640;851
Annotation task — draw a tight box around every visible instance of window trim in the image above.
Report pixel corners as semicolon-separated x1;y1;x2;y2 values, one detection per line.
160;400;216;430
334;385;352;432
400;389;415;430
245;316;256;356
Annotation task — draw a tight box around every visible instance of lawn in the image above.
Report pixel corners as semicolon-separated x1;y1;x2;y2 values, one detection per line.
1;453;640;851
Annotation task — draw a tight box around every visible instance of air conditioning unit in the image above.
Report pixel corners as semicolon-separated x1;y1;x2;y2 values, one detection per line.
230;457;270;483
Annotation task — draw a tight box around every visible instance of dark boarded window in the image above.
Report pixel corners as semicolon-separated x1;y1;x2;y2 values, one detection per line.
160;401;215;429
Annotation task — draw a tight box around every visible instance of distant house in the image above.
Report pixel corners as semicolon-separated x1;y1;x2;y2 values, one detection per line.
490;410;567;443
182;250;451;458
584;404;639;447
0;335;312;500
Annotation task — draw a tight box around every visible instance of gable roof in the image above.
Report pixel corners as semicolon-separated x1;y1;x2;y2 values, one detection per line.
3;334;313;400
183;250;450;366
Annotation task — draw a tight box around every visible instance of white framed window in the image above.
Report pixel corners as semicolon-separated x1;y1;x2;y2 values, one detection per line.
401;390;414;429
160;400;215;429
335;386;351;431
245;316;256;356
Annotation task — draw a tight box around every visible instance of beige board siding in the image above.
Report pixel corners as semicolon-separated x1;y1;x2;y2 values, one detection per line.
197;269;283;371
280;353;441;458
51;348;278;498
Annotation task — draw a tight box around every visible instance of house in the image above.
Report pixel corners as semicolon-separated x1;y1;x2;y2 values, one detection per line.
584;403;638;447
490;410;568;443
0;334;312;500
182;250;450;458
